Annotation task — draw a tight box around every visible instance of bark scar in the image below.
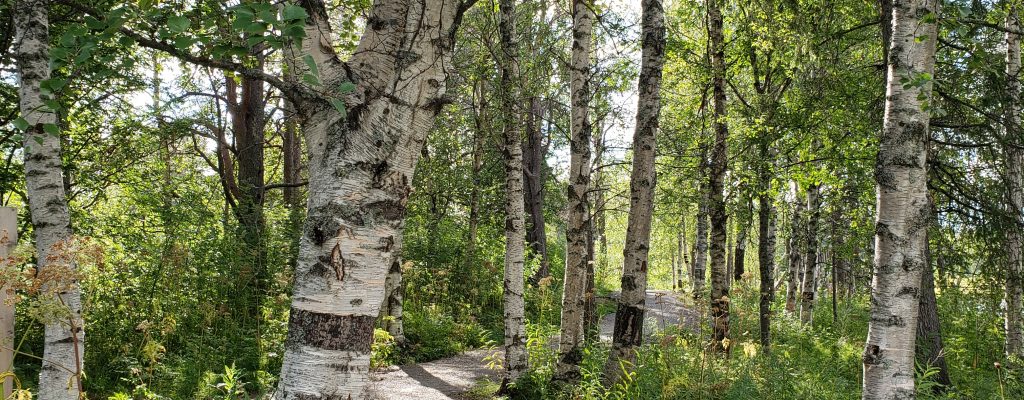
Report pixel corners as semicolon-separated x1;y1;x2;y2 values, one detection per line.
331;242;345;281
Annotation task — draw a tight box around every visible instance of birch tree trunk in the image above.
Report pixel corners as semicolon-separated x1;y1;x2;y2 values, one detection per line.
758;147;776;352
274;0;470;397
707;0;731;352
1003;4;1024;358
524;98;550;284
734;213;749;282
786;183;804;314
603;0;664;384
381;254;406;344
497;0;528;388
800;183;820;324
554;0;593;384
862;0;937;397
678;217;688;290
693;158;710;298
14;0;85;397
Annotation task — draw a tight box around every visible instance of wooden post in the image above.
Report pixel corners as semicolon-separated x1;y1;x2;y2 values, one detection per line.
0;207;16;397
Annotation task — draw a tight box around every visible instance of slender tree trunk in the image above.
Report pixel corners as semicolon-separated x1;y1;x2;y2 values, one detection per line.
497;0;528;387
678;216;688;290
757;147;776;352
800;183;820;324
862;0;937;397
734;214;749;282
283;98;304;271
381;253;406;344
693;157;710;298
525;97;551;284
603;0;664;384
468;80;487;292
707;0;730;352
554;0;593;384
15;1;85;397
917;231;951;390
1003;4;1024;358
585;121;605;341
786;183;804;314
274;1;468;397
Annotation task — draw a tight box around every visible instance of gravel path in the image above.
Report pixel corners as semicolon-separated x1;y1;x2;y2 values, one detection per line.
368;290;698;400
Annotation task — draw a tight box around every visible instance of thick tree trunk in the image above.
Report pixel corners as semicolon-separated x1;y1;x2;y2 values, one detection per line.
497;0;528;387
800;183;820;324
786;183;804;314
707;0;730;353
15;1;85;397
273;0;468;398
554;0;593;384
603;0;664;384
524;98;550;284
862;0;937;398
1003;5;1024;358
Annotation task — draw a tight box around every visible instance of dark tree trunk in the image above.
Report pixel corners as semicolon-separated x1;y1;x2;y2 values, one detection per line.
524;97;551;284
916;235;952;390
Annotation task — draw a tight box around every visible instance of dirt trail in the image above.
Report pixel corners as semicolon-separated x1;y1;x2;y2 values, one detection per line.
368;290;699;400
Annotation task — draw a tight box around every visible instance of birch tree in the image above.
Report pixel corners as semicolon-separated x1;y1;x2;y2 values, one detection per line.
862;0;938;397
497;0;528;388
603;0;664;384
555;0;594;384
14;0;85;397
707;0;731;352
800;182;820;324
1003;2;1024;358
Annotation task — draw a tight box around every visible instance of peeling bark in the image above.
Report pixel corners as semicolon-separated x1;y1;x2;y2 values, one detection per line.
273;0;470;397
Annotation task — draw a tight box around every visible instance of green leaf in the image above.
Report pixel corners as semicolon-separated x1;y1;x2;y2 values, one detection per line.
329;99;348;119
12;117;29;131
303;54;319;77
247;36;267;47
167;16;191;34
33;136;44;145
174;36;196;50
282;5;307;21
42;123;60;136
302;73;320;86
339;82;356;94
85;16;105;30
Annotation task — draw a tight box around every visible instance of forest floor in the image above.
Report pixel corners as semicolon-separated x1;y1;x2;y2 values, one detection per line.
367;290;700;400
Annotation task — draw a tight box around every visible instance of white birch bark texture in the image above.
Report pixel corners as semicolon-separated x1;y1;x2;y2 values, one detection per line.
273;0;470;398
707;0;731;352
786;182;804;314
14;1;85;397
862;0;937;398
498;0;528;387
800;183;820;324
1003;5;1024;358
554;0;593;384
603;0;664;384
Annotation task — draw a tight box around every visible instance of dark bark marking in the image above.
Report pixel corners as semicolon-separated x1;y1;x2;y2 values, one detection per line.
286;308;374;352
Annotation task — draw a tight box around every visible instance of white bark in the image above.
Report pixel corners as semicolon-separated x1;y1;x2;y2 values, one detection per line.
274;0;468;398
14;1;85;398
554;0;594;384
1004;5;1024;358
862;0;937;398
498;0;528;387
603;0;664;384
707;0;730;352
381;254;406;344
800;183;820;324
